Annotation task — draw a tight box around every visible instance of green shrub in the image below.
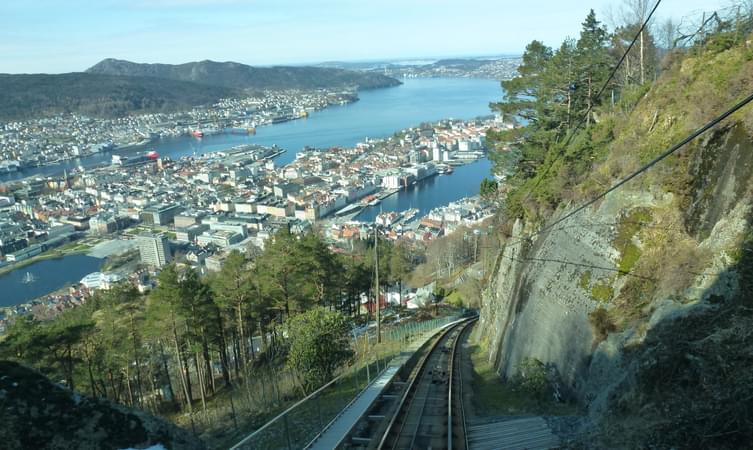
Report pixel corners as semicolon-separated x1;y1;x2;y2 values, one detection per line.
579;271;591;290
514;357;549;400
703;32;737;54
589;306;616;343
614;208;651;275
618;242;641;274
591;281;614;302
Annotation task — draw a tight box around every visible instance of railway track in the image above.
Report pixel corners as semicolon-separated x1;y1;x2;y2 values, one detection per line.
357;317;475;450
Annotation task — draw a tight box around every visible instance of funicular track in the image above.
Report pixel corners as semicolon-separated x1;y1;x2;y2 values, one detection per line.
358;317;476;450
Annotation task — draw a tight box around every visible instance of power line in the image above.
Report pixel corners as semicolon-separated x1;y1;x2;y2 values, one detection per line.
519;0;663;202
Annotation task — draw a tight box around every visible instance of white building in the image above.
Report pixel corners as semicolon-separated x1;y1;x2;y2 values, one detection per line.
137;233;171;268
80;272;123;290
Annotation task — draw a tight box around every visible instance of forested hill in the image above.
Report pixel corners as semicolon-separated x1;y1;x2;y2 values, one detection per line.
0;72;239;121
86;58;402;91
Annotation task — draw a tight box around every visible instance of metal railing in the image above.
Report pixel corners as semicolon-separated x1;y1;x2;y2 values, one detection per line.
230;315;459;450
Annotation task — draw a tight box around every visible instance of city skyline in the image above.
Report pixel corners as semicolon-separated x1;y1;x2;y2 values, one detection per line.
2;0;731;74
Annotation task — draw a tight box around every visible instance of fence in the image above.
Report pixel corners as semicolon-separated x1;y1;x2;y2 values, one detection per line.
228;315;459;450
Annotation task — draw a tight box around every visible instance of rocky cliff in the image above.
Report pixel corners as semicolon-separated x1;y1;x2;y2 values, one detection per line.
479;36;753;448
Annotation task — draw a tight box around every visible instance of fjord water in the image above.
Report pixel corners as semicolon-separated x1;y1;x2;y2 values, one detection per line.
0;255;102;308
356;158;493;222
1;77;501;179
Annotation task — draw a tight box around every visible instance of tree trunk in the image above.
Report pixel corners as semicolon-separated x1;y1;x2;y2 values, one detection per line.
235;303;246;368
147;363;159;413
232;330;241;377
159;340;177;408
248;323;257;362
108;369;118;403
194;352;207;414
640;29;645;84
216;311;232;386
86;356;97;398
130;316;143;408
201;336;213;394
587;74;593;126
125;365;134;407
171;316;192;411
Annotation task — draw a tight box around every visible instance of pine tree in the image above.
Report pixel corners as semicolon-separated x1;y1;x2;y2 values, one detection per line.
575;9;612;126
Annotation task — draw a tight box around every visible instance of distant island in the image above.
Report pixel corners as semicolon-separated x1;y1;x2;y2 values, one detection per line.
0;59;401;121
317;56;521;80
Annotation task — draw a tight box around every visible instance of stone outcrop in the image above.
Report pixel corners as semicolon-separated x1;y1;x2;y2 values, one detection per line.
0;361;205;450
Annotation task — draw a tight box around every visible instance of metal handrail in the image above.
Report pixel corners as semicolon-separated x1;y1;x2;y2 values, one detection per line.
228;365;354;450
304;363;390;449
230;315;459;450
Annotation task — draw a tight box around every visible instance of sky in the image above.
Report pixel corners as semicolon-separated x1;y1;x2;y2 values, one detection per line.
0;0;733;73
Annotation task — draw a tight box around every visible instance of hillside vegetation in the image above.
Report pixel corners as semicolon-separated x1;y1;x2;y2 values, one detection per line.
481;5;753;448
0;72;238;120
0;230;414;447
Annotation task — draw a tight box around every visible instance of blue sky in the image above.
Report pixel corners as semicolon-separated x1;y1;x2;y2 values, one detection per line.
0;0;732;73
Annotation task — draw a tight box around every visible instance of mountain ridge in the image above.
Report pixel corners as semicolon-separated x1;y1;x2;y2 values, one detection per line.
86;58;402;91
0;59;401;120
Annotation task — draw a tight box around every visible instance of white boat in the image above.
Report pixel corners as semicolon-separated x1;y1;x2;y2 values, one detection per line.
21;272;36;284
335;203;363;216
403;208;419;222
368;198;381;206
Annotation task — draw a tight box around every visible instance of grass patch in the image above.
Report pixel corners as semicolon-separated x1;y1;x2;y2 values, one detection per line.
444;291;464;308
579;271;591;291
468;343;576;416
591;279;615;302
613;208;651;276
618;242;641;274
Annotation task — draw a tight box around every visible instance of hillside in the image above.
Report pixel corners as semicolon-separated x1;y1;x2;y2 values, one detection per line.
86;58;402;91
478;16;753;450
0;360;205;450
0;72;238;120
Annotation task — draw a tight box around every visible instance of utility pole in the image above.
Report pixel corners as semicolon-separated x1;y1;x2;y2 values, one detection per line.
374;226;381;343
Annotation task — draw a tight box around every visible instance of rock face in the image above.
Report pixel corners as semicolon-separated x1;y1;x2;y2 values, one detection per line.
478;121;753;434
480;191;652;399
0;361;205;450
